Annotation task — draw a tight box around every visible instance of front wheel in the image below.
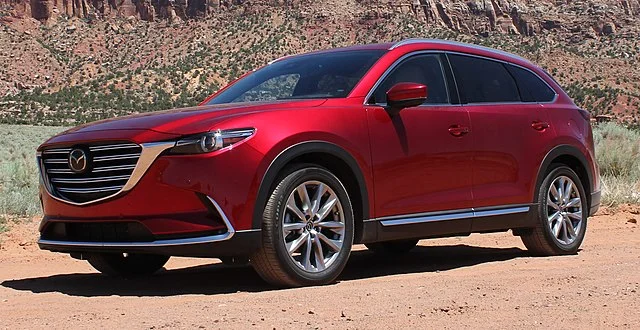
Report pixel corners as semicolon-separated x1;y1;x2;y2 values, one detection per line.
521;165;588;256
251;166;354;287
87;253;170;277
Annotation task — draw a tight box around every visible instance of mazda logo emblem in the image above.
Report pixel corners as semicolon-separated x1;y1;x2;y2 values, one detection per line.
68;149;88;173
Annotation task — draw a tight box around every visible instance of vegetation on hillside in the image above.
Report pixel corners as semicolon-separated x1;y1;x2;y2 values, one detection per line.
0;9;639;125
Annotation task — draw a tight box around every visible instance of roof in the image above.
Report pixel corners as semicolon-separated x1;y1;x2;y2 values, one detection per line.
270;39;532;67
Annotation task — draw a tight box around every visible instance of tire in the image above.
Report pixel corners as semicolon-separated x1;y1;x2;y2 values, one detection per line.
365;239;419;255
87;253;169;277
521;165;588;256
251;165;354;287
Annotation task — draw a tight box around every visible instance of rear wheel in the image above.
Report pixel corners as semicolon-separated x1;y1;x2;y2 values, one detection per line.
251;166;354;287
521;165;588;256
87;253;169;277
365;239;419;255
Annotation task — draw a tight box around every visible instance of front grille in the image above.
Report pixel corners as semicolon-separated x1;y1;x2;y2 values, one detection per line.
41;142;141;204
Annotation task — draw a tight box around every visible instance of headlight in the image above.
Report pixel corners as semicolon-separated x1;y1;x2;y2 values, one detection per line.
169;128;255;154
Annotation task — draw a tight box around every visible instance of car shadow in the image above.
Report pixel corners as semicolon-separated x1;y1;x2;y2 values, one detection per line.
2;244;528;297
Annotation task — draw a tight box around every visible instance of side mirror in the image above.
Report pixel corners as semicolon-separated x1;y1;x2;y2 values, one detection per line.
386;82;428;116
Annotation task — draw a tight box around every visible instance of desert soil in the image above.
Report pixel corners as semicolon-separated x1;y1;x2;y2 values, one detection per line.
1;210;639;329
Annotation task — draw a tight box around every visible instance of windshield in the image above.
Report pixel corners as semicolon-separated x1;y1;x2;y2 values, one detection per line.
207;50;386;104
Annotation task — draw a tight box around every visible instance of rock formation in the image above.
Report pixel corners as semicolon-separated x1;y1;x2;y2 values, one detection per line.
3;0;639;37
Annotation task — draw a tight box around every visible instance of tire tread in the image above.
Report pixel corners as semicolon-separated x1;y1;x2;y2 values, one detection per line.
521;164;587;256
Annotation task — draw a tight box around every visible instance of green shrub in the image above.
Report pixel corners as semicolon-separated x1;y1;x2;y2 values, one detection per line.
593;122;640;178
593;122;640;206
0;125;66;231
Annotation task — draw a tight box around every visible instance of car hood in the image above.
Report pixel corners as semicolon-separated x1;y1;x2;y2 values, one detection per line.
62;99;327;136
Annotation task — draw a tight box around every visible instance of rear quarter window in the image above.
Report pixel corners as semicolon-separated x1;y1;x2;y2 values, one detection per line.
505;65;557;103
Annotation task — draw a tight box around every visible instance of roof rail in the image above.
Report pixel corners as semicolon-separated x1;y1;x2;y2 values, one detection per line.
389;38;444;50
389;38;530;63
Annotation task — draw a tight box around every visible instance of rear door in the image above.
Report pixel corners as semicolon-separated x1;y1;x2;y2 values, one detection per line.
447;54;557;231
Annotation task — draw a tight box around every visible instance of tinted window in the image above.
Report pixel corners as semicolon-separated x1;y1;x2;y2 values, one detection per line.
448;54;520;103
370;54;449;105
208;50;386;104
233;74;300;102
506;65;556;102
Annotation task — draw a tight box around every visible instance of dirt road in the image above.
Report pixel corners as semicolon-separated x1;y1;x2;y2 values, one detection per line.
1;210;639;329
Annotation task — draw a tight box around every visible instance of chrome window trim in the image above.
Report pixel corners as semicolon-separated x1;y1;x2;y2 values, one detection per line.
38;141;176;206
364;50;452;106
367;204;532;227
365;44;558;106
444;51;559;104
37;196;252;248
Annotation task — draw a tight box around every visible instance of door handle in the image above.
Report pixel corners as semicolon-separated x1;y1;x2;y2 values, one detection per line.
531;121;550;131
448;125;470;137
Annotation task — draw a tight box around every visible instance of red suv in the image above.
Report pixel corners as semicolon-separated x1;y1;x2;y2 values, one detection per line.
37;39;600;287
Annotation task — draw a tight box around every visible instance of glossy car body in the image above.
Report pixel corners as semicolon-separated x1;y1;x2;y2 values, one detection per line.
37;39;600;268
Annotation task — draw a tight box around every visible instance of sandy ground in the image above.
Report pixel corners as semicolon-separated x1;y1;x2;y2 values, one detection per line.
1;210;639;329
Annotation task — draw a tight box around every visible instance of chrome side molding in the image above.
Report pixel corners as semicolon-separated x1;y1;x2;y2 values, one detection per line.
372;205;532;227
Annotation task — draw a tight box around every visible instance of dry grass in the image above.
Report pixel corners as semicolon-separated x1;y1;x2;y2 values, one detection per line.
0;125;65;231
593;122;640;206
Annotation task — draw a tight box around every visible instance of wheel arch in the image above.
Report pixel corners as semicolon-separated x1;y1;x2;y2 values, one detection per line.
252;141;370;243
535;144;593;209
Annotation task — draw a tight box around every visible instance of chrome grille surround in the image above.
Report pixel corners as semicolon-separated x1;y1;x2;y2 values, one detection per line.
38;141;175;206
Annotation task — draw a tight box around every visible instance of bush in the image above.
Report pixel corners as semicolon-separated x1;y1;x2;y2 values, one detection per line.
593;122;640;206
593;122;640;177
0;125;66;231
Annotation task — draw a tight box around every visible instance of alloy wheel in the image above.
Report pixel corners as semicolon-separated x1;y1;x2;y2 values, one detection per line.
282;180;345;272
546;175;583;245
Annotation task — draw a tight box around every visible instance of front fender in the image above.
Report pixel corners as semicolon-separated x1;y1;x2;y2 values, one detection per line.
250;140;372;230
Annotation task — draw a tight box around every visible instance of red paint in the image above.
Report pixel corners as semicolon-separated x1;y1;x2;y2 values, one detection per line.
38;40;599;239
386;82;428;105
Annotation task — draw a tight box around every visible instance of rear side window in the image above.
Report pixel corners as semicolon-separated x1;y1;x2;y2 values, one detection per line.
505;65;556;102
448;54;520;103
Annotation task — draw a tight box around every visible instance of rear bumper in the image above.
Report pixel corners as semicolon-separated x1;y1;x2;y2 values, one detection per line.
589;190;601;216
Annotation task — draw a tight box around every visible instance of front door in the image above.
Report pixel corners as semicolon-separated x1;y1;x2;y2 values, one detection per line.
366;53;474;239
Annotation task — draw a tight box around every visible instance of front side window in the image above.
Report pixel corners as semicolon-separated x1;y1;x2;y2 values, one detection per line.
448;54;520;103
370;54;450;105
207;50;386;104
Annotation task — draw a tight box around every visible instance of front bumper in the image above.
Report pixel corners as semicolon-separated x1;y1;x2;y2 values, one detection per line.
38;230;262;258
38;129;267;257
38;196;262;257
